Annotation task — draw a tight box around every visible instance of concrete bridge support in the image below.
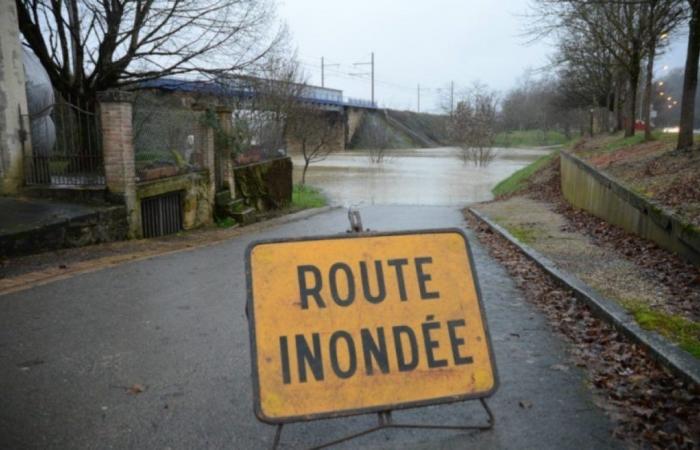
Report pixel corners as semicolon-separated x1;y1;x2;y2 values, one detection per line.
285;110;346;155
345;107;366;148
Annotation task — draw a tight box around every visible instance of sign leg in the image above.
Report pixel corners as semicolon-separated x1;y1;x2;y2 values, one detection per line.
271;424;283;450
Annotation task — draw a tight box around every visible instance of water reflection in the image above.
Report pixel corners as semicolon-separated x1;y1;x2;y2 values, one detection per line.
292;147;551;206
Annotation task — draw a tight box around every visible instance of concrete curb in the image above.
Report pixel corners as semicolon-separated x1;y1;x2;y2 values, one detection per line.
469;207;700;387
245;205;340;232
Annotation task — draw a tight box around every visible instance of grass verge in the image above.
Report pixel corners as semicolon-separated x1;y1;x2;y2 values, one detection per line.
494;130;570;148
215;217;237;228
492;150;559;198
292;184;327;209
504;225;538;244
623;301;700;358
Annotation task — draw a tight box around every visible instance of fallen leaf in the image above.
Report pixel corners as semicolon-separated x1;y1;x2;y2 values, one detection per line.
127;384;145;395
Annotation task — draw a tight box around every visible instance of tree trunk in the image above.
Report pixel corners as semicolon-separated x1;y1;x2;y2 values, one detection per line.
301;159;309;185
643;44;656;141
614;76;625;132
626;61;641;137
678;1;700;150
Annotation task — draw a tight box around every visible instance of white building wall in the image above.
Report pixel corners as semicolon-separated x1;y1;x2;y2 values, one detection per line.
0;1;30;193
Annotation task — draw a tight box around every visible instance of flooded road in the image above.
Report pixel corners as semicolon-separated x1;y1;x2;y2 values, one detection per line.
292;147;552;206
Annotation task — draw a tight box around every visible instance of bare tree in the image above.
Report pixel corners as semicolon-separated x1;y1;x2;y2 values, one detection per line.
16;0;284;109
448;84;498;166
529;1;686;139
366;121;392;163
286;107;341;184
245;55;305;153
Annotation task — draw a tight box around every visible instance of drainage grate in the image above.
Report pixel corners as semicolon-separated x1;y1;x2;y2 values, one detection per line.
141;191;183;238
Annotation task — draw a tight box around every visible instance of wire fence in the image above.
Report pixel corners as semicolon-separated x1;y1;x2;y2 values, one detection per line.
132;92;204;182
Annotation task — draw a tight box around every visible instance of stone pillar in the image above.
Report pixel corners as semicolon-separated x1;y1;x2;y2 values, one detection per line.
216;107;235;194
195;110;216;218
98;91;141;238
0;2;30;194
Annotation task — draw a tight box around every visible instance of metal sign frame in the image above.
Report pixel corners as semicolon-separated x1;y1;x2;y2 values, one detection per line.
245;225;499;448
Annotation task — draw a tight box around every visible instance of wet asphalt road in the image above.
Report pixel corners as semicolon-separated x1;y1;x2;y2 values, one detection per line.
0;206;621;449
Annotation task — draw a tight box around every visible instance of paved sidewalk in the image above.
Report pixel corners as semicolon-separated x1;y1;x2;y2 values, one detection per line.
0;206;620;449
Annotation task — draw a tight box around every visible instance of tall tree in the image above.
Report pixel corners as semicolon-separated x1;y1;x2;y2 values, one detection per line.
15;0;283;109
678;0;700;149
640;0;685;141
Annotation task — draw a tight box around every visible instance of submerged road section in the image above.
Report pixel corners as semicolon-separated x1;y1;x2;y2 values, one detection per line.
0;206;620;449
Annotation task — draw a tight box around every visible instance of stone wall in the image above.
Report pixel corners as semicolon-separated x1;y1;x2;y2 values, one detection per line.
0;205;128;258
233;157;292;211
560;151;700;266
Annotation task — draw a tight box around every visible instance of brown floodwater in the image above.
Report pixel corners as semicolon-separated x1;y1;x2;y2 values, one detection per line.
292;147;552;206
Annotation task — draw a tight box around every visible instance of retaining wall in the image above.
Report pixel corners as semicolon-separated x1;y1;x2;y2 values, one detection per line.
0;205;128;258
560;151;700;265
234;157;292;211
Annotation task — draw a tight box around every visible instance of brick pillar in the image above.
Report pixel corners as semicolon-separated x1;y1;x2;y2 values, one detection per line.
98;90;141;238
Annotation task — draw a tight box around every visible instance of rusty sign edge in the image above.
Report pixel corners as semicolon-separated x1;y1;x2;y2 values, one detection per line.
244;227;500;424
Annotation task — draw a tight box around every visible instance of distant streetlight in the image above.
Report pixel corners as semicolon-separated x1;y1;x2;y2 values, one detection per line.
658;81;664;86
668;96;672;101
661;33;668;40
660;91;665;96
674;100;678;105
663;65;669;71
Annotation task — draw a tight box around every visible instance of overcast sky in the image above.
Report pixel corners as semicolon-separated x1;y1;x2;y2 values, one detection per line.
279;0;688;112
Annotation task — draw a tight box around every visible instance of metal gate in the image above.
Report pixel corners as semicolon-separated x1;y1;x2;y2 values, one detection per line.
141;191;183;238
22;96;105;186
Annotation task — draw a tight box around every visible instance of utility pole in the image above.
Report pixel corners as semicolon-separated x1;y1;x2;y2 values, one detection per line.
353;52;375;104
321;57;339;88
417;84;421;113
371;52;375;105
450;81;454;115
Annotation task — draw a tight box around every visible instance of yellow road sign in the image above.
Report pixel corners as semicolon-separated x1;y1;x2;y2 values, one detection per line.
246;229;498;423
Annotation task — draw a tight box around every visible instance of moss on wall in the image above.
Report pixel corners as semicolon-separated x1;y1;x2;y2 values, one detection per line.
234;157;292;211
